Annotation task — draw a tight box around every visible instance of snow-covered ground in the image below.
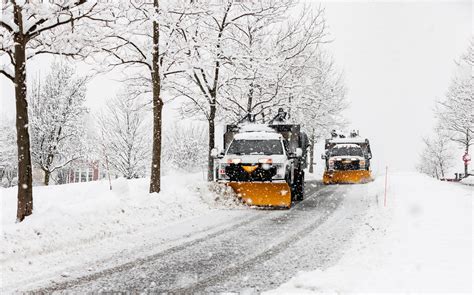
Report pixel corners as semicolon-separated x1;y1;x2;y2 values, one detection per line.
2;171;472;293
268;172;473;293
461;175;474;186
0;172;240;292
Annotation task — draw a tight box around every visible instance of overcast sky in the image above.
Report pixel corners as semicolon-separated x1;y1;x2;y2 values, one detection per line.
1;1;471;176
317;0;471;174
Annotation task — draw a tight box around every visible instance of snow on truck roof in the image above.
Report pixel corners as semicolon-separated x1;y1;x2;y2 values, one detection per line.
234;131;281;140
333;143;362;149
328;137;367;144
232;124;282;140
238;124;275;133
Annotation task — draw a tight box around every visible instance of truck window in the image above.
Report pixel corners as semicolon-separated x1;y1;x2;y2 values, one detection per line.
330;146;363;157
227;139;283;155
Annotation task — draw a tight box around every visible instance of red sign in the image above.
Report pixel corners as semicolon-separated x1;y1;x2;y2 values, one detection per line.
463;153;471;163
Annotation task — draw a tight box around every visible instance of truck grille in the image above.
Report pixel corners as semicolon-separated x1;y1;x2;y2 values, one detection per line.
225;163;277;182
334;160;360;171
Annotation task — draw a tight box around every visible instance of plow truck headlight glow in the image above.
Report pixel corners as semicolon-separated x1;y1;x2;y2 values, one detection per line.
227;158;242;164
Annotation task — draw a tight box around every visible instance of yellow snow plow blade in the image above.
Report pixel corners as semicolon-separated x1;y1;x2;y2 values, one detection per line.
323;170;372;184
227;182;292;208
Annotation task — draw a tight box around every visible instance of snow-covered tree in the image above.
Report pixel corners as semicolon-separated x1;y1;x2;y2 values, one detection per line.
0;0;105;221
220;5;329;123
163;123;208;173
174;1;330;180
29;62;88;186
0;119;17;187
98;92;151;180
437;43;474;176
417;128;454;179
290;50;348;173
91;0;200;193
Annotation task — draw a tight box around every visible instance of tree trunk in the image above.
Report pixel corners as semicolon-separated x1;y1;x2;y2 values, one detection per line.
207;104;216;182
14;10;33;221
309;133;315;174
465;129;470;177
44;170;51;186
439;162;445;179
149;1;163;194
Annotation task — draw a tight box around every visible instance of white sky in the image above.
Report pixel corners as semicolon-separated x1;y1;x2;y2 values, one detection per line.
318;0;472;174
1;0;472;176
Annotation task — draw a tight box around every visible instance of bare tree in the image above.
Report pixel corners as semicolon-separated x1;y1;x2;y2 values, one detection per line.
417;128;454;179
29;62;88;185
219;4;329;122
437;43;474;176
291;50;348;173
0;0;104;221
92;0;198;193
97;92;151;179
175;1;330;181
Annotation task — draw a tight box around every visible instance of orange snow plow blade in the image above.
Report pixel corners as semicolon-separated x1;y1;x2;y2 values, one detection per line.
323;170;372;184
227;182;292;208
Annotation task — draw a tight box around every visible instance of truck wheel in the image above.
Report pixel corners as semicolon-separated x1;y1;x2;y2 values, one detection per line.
294;170;305;201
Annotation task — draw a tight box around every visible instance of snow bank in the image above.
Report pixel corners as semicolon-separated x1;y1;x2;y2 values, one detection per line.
460;175;474;186
268;172;472;293
1;174;202;259
0;173;239;291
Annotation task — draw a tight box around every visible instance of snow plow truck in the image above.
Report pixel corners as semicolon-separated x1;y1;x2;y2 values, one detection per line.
322;130;372;184
211;110;309;208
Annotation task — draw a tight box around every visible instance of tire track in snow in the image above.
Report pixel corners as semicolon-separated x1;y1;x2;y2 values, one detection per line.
33;182;331;293
173;186;344;293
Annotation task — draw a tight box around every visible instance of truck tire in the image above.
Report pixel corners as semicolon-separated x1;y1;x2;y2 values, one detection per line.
293;170;305;201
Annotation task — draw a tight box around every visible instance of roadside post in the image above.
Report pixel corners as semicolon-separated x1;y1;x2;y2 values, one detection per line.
462;152;471;177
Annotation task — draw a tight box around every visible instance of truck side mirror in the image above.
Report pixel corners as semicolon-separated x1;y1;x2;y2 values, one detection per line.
296;148;303;158
321;154;326;160
367;153;372;160
210;148;219;159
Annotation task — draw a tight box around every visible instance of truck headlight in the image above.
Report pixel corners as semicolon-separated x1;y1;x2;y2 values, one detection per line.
272;164;285;179
359;160;366;168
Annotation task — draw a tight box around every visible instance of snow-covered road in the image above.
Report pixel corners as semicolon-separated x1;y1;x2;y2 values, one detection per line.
30;181;373;293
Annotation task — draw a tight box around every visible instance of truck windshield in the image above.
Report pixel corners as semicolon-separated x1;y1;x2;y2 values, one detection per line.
227;139;283;155
330;146;363;157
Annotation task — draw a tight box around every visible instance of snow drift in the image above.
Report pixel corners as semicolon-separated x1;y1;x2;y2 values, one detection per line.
0;172;239;292
460;175;474;186
268;172;472;293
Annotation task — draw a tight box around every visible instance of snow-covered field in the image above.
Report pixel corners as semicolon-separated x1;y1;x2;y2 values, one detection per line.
0;173;239;292
269;172;473;293
461;175;474;186
2;171;472;293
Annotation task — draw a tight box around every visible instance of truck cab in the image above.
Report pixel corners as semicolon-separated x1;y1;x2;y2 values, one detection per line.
322;131;373;184
326;144;368;171
218;129;296;182
212;123;307;206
